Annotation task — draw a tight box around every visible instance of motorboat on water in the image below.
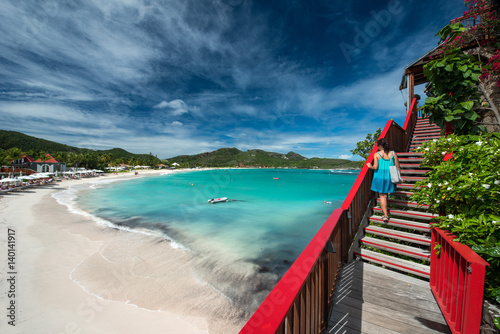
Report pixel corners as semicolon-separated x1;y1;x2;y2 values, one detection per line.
208;197;228;204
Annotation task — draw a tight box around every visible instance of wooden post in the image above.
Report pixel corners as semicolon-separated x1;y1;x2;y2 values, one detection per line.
406;73;415;113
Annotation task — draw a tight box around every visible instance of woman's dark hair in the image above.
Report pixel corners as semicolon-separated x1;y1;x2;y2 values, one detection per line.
377;138;390;154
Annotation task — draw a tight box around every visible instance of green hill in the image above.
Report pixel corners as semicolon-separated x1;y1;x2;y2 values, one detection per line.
0;130;83;153
167;148;359;169
0;129;359;169
0;130;152;160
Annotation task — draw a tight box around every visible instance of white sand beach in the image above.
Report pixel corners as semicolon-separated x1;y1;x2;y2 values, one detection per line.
0;170;245;334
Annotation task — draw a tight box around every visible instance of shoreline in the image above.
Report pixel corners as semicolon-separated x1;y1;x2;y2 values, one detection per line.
0;169;245;334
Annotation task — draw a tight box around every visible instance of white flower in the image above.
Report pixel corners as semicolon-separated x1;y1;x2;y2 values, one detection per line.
495;180;500;185
425;148;429;151
493;221;499;225
439;183;442;187
469;173;473;177
482;184;491;189
436;200;440;203
442;151;446;155
444;182;448;185
428;183;432;188
447;187;452;190
476;141;483;146
448;138;452;142
448;214;454;219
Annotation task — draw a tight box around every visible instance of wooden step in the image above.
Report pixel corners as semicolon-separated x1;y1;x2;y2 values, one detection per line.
414;123;440;128
413;131;441;137
401;176;426;182
413;129;440;135
399;164;422;169
398;157;423;163
369;215;431;232
400;169;430;175
396;183;422;189
373;207;437;221
354;249;430;278
360;237;430;261
365;225;431;245
397;152;423;157
414;126;440;131
413;132;441;137
411;138;436;144
376;198;430;209
392;191;413;198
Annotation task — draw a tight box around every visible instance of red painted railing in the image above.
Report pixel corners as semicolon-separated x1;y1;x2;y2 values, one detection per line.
431;228;489;334
239;98;419;334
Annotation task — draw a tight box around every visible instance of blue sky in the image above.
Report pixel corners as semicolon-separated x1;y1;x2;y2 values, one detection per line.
0;0;464;160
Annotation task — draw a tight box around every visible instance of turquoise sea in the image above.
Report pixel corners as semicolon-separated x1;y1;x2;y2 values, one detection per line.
69;168;358;313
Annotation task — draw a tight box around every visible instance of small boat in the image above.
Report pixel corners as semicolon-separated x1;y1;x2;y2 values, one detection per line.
273;177;279;180
208;197;228;204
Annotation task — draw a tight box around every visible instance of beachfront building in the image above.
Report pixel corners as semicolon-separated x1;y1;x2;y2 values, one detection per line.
31;154;67;173
3;153;66;175
1;154;37;176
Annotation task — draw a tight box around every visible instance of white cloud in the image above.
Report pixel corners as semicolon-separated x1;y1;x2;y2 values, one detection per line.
339;154;352;159
171;121;183;126
154;99;189;116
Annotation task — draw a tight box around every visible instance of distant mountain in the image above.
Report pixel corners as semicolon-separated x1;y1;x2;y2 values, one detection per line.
0;130;359;169
168;148;359;169
0;130;152;160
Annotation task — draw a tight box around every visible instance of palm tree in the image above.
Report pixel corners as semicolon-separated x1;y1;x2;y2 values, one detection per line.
7;148;23;176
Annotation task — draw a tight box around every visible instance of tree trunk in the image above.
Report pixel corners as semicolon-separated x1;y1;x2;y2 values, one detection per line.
478;82;500;126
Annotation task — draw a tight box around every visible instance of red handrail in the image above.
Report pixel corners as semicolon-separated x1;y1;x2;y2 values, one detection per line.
431;228;489;334
239;98;418;334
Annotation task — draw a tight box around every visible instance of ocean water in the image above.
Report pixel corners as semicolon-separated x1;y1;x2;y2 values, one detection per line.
62;168;358;315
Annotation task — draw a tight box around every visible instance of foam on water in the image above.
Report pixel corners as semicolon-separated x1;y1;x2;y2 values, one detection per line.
62;169;358;313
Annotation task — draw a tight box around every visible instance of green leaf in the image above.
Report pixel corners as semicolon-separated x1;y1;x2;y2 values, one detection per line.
473;245;489;253
458;65;468;72
487;247;500;258
494;316;500;329
445;64;454;72
460;101;474;110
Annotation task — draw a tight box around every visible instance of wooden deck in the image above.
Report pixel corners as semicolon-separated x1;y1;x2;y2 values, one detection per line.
327;261;450;334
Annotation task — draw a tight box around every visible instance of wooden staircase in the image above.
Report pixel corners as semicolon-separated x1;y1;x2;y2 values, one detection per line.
354;117;442;279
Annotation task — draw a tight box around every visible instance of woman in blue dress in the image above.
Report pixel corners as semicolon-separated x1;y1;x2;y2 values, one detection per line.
366;138;401;222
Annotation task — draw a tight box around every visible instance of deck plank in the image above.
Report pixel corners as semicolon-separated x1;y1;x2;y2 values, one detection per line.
327;261;450;334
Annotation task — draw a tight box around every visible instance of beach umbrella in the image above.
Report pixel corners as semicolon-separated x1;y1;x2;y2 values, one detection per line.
0;177;17;183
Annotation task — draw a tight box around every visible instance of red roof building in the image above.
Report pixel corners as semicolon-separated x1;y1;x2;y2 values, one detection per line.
34;154;61;163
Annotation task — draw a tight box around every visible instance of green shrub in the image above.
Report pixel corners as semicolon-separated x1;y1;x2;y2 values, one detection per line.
411;133;500;305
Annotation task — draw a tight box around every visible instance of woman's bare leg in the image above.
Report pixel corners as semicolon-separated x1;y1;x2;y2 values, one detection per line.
379;193;389;217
